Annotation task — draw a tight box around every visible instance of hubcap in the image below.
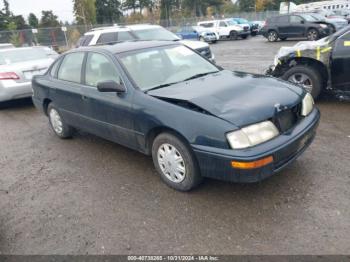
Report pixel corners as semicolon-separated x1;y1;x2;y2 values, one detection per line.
308;30;317;40
268;32;276;41
288;73;313;93
49;108;63;135
157;143;186;183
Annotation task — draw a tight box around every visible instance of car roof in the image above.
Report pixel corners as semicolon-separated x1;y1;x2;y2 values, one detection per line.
85;24;162;35
72;40;178;54
0;46;50;53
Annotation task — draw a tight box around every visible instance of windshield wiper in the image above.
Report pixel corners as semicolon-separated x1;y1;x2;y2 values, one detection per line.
183;71;219;81
145;81;181;93
145;71;219;93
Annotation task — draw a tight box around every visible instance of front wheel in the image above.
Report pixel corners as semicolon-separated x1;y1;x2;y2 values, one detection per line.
282;65;323;99
229;31;238;40
47;103;74;138
307;28;319;41
241;35;248;39
152;133;202;191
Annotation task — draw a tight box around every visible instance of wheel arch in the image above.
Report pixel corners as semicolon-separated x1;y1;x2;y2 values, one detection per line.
277;57;329;87
43;98;52;116
145;126;191;156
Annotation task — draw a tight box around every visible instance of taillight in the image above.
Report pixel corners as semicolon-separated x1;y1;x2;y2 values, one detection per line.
0;72;20;80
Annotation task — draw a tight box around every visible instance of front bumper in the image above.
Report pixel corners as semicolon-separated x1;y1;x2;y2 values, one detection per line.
203;35;217;42
0;80;32;102
238;31;250;37
192;108;320;183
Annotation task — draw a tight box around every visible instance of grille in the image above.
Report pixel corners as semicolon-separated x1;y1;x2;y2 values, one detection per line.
197;47;212;59
273;103;301;133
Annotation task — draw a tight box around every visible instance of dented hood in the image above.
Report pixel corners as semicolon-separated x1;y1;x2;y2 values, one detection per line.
276;38;331;59
148;70;304;127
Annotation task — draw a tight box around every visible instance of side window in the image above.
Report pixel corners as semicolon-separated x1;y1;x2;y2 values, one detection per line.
219;21;227;27
276;16;289;23
97;32;118;44
50;58;61;77
290;15;303;23
57;52;85;83
85;53;121;87
118;31;135;41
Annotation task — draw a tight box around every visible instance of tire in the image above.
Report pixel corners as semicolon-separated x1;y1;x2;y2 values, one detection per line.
241;35;248;39
307;28;319;41
267;30;278;42
211;40;217;44
282;65;323;99
152;133;202;191
229;31;238;40
47;103;74;138
280;37;287;41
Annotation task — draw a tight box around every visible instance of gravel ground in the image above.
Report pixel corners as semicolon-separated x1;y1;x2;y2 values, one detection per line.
0;36;349;255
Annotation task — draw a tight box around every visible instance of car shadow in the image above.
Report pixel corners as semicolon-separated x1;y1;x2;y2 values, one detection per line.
0;98;34;110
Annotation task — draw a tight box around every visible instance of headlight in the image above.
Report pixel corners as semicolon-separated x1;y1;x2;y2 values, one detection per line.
320;24;328;29
301;93;314;116
226;121;279;149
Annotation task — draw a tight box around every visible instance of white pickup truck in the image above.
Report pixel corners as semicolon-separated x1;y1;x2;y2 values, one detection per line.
197;19;250;40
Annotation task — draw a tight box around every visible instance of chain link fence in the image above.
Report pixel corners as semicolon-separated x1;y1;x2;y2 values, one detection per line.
0;11;279;51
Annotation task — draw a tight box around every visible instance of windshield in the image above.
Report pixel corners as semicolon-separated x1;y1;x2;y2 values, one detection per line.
300;14;318;22
237;18;248;24
325;25;350;42
119;45;219;91
0;48;50;65
132;27;180;41
226;20;238;26
310;13;325;21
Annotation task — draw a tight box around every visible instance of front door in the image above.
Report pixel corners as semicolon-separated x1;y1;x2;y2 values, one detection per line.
80;52;137;149
331;31;350;92
288;15;306;37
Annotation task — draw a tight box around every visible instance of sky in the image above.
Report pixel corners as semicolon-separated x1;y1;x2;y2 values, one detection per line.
0;0;238;24
1;0;75;22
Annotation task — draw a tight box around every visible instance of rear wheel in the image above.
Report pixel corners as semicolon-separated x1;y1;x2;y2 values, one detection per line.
307;28;319;41
282;65;323;99
47;103;74;138
267;30;278;42
152;133;202;191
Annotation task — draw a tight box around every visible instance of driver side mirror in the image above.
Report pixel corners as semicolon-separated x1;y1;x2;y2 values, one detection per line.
97;80;126;93
301;20;305;24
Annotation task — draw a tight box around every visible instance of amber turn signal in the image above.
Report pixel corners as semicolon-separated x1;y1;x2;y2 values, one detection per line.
231;156;274;169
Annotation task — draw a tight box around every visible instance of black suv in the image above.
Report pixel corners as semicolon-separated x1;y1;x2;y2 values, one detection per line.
262;14;331;42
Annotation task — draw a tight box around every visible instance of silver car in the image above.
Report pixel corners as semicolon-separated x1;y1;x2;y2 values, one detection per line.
0;46;58;102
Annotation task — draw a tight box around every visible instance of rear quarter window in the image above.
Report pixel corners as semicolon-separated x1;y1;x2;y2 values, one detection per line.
97;32;118;44
57;52;85;83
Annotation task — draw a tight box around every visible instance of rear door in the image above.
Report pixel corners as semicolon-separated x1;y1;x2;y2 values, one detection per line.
331;31;350;92
51;52;87;127
288;15;306;37
275;16;290;36
80;51;137;148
